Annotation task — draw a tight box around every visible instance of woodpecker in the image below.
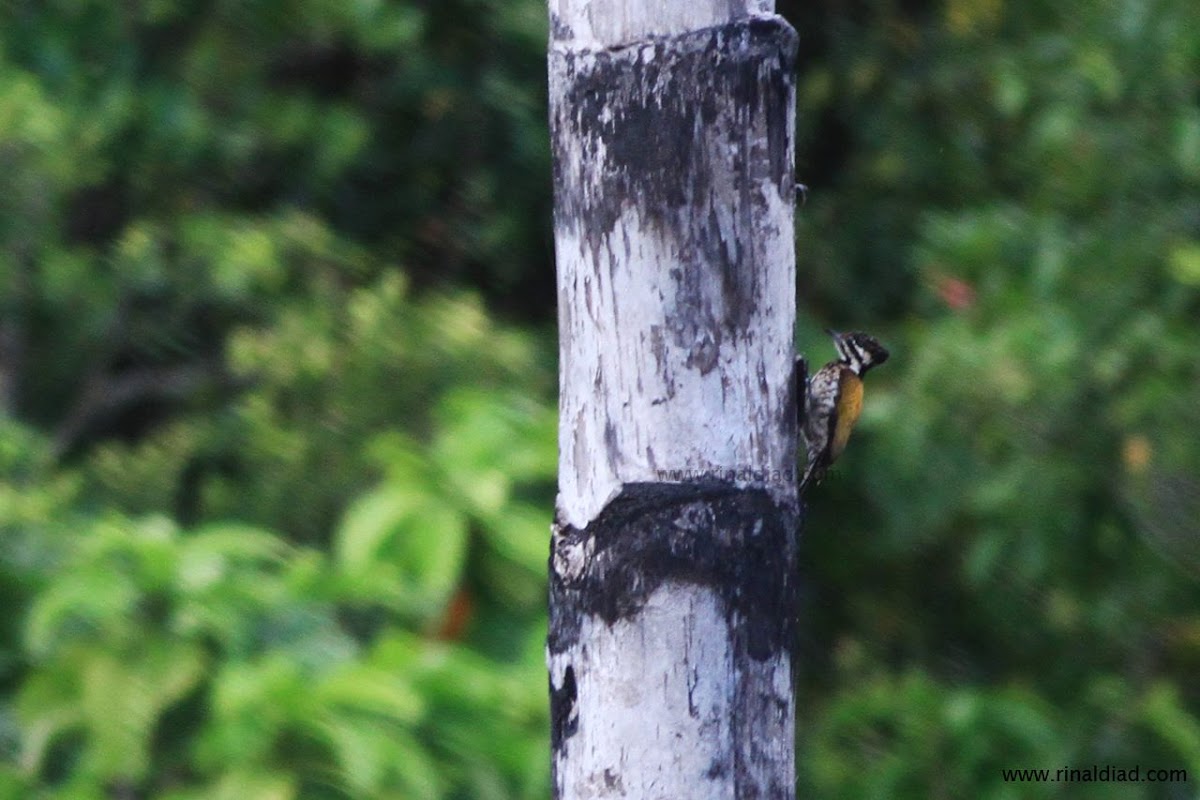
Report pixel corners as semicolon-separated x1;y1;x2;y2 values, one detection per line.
798;330;890;491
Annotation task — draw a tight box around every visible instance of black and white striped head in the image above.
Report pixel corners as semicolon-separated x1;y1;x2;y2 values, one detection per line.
828;330;890;376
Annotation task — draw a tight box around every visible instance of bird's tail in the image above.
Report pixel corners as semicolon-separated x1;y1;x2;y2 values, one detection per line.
799;460;819;495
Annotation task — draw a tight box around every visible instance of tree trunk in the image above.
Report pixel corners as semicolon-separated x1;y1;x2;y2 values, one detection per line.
547;1;799;798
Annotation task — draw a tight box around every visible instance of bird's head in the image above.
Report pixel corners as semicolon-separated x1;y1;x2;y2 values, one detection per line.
828;330;890;376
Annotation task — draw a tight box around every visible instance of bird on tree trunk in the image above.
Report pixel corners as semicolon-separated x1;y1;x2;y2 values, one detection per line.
798;329;890;491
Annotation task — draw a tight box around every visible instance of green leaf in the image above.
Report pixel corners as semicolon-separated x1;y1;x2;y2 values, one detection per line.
177;523;292;591
335;486;424;573
79;643;206;781
1142;682;1200;772
480;501;550;574
335;485;468;619
162;770;297;800
1167;242;1200;286
313;664;424;724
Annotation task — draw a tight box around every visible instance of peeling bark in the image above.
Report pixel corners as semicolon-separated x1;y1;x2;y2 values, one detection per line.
548;3;799;797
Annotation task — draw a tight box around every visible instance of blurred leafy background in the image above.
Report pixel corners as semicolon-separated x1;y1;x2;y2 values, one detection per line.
0;0;1197;798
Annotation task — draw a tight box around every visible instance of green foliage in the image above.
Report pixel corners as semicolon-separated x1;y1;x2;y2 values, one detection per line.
804;671;1063;799
786;0;1200;794
1;0;557;788
3;403;552;798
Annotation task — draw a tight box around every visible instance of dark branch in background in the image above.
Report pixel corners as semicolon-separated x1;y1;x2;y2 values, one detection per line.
51;360;248;461
0;251;32;416
45;280;259;461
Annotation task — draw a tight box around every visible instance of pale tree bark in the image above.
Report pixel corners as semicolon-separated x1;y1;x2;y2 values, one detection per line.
547;1;800;798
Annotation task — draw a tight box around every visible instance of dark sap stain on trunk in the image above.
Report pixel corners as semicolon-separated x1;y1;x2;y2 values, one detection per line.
548;482;799;663
549;18;797;337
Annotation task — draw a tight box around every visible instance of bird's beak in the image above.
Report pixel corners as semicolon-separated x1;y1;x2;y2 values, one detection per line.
825;328;845;343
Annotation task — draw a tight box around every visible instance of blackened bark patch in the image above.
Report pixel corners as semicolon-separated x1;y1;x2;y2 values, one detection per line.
550;664;578;749
548;482;799;662
549;17;797;337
